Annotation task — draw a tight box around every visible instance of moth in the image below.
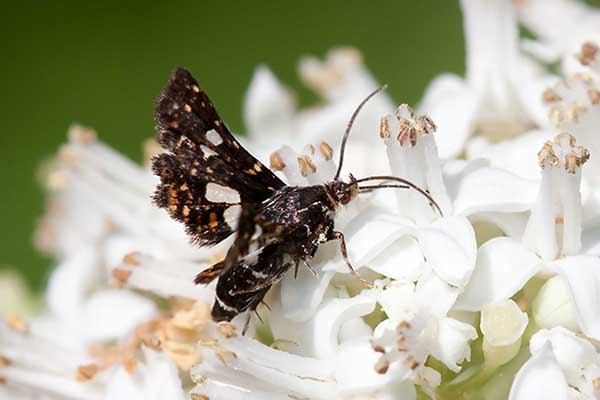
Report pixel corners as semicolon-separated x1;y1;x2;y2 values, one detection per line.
152;67;441;323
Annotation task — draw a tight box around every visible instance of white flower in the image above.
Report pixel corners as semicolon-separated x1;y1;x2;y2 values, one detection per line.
509;327;600;400
516;0;600;68
191;279;476;400
457;133;600;340
420;0;552;159
104;349;187;400
243;48;395;177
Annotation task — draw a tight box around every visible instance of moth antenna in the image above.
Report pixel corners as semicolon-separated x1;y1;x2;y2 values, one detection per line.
334;85;388;180
355;175;444;217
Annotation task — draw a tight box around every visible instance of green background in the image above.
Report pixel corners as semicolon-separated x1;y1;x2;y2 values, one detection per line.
1;1;471;290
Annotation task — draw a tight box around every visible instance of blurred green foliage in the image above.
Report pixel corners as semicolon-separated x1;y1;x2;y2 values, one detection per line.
0;1;464;290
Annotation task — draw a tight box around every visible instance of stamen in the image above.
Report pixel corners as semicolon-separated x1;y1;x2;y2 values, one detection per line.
297;155;317;177
269;152;286;171
299;47;363;95
0;355;11;367
4;315;29;335
578;41;599;66
380;104;436;148
111;268;132;288
75;364;99;382
217;322;237;338
538;133;590;173
545;74;599;127
319;141;333;160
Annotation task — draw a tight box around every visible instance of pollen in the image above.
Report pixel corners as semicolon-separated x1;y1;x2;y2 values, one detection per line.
4;315;29;335
269;152;286;171
379;116;392;139
112;268;132;288
319;141;333;160
538;133;590;173
123;252;141;266
578;41;598;66
589;88;600;105
542;88;562;103
217;322;237;338
297;155;316;176
0;355;11;367
76;364;99;382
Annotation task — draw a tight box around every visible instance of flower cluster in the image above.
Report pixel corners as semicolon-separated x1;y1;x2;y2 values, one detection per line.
3;0;600;399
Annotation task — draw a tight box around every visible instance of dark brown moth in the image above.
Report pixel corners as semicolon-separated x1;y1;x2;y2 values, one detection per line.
152;67;441;323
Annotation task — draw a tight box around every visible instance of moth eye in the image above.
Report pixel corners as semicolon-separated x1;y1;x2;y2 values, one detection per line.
205;183;241;204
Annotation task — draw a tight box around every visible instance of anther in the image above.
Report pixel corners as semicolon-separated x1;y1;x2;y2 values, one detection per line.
269;152;286;171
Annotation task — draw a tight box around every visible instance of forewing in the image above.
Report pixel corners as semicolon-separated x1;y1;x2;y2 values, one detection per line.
154;67;285;197
194;206;256;284
153;150;235;245
153;67;286;245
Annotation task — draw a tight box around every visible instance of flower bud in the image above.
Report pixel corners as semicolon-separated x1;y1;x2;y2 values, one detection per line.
532;275;579;332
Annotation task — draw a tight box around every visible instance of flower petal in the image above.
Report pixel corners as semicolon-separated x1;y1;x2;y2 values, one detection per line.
416;216;477;288
335;340;417;400
280;243;337;321
430;317;478;372
299;293;377;359
529;327;597;386
82;289;157;342
449;164;538;216
419;73;477;159
508;343;569;400
455;237;541;311
243;66;294;141
551;255;600;340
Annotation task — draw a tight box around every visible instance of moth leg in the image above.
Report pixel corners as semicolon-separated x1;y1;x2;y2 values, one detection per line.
303;260;318;277
254;309;265;325
332;231;372;287
242;312;252;336
260;300;272;311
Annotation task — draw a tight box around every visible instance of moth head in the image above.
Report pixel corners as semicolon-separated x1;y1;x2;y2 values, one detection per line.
326;177;359;206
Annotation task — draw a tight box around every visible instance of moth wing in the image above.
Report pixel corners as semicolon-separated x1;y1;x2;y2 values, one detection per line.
153;68;286;245
194;206;257;284
154;67;285;200
211;242;297;321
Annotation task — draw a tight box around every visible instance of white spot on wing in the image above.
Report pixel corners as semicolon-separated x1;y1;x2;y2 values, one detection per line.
243;248;262;266
206;129;223;145
200;145;218;158
223;205;242;229
206;183;241;204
